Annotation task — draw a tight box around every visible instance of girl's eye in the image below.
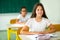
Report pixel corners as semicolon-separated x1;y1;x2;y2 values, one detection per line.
37;9;39;11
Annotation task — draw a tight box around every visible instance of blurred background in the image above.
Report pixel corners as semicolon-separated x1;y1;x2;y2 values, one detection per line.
0;0;60;40
0;0;60;30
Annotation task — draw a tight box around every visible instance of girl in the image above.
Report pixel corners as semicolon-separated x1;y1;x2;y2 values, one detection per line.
16;6;29;24
20;3;55;40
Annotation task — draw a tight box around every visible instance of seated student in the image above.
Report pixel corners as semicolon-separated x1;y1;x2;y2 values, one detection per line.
20;3;55;40
16;6;29;24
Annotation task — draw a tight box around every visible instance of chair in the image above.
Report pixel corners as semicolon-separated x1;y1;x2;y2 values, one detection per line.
53;24;60;32
46;24;60;32
7;19;22;40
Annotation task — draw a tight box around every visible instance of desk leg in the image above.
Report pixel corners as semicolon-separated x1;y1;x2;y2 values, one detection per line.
7;28;10;40
16;32;22;40
16;32;20;40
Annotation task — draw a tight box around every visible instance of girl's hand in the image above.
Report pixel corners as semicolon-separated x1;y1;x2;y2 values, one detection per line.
41;31;49;34
32;32;45;34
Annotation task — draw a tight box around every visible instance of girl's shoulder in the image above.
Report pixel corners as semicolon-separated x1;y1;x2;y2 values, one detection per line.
42;17;50;22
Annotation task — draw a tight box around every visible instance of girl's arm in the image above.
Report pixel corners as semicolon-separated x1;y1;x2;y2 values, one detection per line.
20;26;43;35
16;19;19;23
41;24;56;34
16;19;26;24
20;24;55;35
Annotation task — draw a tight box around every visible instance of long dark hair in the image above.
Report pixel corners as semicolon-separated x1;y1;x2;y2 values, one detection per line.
31;3;48;19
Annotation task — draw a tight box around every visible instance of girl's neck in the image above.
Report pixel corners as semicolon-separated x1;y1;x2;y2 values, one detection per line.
35;16;42;22
21;14;25;18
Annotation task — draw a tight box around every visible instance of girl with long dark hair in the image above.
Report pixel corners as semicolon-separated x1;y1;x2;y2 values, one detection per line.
20;3;55;40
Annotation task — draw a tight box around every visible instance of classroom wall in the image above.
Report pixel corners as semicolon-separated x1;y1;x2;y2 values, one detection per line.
40;0;60;24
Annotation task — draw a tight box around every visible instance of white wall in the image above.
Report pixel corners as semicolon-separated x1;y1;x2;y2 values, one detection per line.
40;0;60;24
0;13;18;30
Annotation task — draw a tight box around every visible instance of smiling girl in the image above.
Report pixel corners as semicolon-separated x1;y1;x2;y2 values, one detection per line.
20;3;55;40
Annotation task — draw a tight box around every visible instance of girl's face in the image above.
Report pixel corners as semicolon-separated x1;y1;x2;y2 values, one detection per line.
21;8;27;17
36;6;43;17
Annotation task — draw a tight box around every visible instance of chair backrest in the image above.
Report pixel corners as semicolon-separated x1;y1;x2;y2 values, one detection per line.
10;19;16;24
47;24;60;32
53;24;60;32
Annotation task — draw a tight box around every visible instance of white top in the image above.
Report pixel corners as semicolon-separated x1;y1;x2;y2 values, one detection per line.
17;15;29;22
25;18;51;32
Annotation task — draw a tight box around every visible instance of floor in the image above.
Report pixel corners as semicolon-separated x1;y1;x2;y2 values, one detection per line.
0;30;16;40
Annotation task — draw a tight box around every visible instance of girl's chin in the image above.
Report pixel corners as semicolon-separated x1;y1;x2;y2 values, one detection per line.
37;15;42;17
